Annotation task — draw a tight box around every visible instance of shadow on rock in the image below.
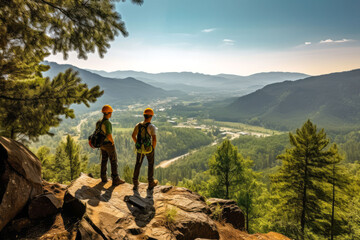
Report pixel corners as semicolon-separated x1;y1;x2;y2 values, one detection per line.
125;188;155;227
74;182;115;207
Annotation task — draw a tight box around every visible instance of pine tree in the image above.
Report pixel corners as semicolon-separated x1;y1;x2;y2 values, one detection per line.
0;0;143;141
209;139;245;199
326;144;352;240
347;162;360;239
54;135;88;182
36;146;53;179
54;143;69;183
235;162;264;233
271;120;336;239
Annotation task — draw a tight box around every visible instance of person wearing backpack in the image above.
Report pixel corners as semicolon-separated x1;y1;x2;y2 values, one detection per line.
96;105;124;186
131;108;158;190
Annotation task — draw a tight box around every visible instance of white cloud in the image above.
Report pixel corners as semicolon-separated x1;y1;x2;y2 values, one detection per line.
223;39;235;45
320;38;352;44
201;28;216;33
305;42;312;45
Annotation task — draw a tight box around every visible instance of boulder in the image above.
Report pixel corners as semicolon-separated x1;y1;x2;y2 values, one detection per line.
28;193;62;219
42;180;67;205
0;137;42;231
207;198;246;231
64;173;219;240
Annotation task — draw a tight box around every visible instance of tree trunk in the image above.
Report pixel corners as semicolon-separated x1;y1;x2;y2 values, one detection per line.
301;156;309;240
10;128;15;139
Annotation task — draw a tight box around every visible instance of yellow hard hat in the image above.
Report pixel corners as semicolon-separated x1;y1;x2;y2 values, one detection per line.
102;105;113;113
143;108;154;116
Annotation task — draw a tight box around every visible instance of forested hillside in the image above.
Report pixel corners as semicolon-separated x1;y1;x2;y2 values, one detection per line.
214;69;360;131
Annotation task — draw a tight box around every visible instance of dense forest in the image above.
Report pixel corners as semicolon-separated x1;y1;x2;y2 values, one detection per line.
156;121;360;239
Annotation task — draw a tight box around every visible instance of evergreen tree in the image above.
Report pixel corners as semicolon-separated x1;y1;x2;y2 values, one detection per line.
0;0;143;141
235;162;264;233
347;162;360;239
80;155;89;174
326;144;352;240
64;135;81;181
209;139;244;199
36;146;54;179
54;143;69;183
271;120;336;239
53;135;88;183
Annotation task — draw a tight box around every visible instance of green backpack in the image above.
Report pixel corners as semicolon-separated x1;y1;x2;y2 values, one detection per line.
135;122;153;154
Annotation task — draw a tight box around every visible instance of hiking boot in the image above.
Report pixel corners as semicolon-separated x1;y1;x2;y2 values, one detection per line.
148;179;158;189
101;176;108;183
112;176;125;186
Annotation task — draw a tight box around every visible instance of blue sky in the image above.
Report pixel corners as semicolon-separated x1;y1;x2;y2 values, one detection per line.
47;0;360;75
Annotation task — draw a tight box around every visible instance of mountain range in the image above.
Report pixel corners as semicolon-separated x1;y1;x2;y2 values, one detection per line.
214;68;360;131
42;61;179;111
89;69;309;95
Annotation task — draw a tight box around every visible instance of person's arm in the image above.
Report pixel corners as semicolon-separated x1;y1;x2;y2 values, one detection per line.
107;134;114;145
152;135;157;149
104;120;114;145
132;125;138;143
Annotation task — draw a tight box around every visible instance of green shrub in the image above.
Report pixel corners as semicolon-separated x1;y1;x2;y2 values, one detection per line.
165;206;177;224
212;203;223;222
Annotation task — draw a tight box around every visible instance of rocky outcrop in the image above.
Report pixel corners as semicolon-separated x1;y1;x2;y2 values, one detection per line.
61;174;290;240
64;173;219;240
0;136;43;231
208;198;246;231
1;172;291;240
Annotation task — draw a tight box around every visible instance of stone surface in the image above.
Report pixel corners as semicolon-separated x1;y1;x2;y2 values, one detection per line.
0;136;43;231
28;193;62;219
42;180;67;205
216;222;290;240
0;172;290;240
208;198;246;231
64;173;219;240
11;218;32;233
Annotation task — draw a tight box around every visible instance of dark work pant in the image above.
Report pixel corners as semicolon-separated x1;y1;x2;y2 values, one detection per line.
133;149;155;184
100;143;119;178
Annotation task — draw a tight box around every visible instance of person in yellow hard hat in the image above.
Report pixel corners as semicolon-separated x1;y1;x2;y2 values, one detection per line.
131;108;158;190
98;105;124;186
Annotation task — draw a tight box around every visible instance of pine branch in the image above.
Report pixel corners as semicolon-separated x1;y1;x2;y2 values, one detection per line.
37;0;89;28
